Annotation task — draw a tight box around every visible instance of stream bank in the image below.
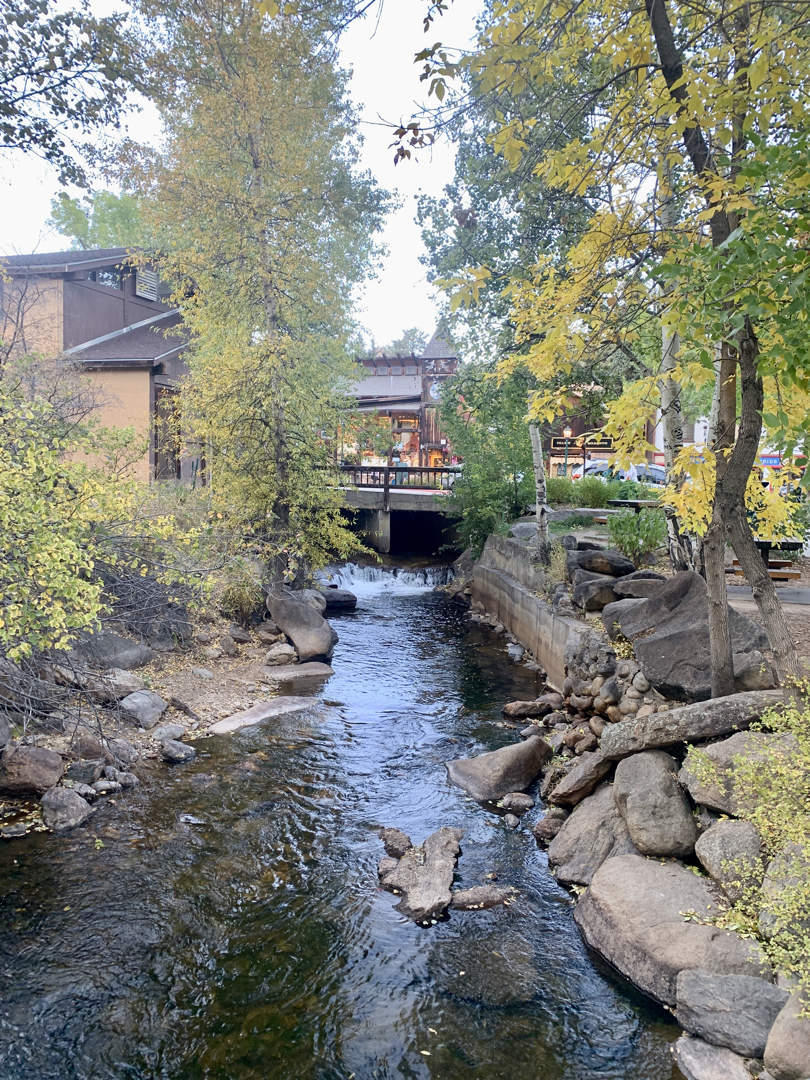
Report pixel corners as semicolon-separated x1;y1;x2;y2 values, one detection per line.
0;566;680;1080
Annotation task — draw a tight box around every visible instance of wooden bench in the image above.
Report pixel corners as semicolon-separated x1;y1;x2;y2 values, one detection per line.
592;515;608;525
731;567;802;582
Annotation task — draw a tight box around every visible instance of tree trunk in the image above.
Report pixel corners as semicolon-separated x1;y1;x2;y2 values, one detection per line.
717;318;802;688
529;423;549;554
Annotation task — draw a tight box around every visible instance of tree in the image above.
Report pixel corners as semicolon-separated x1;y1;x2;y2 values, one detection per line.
128;0;389;584
47;190;144;249
416;0;810;693
385;327;428;356
0;0;138;185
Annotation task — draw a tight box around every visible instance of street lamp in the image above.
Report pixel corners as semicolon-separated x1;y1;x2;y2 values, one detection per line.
563;426;573;477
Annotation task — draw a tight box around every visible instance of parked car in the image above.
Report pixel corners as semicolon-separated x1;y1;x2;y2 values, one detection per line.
574;461;668;486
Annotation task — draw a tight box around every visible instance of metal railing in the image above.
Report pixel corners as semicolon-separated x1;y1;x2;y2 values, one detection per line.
337;465;458;510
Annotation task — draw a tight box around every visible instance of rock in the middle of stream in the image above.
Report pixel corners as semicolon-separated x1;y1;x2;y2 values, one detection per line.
445;735;552;801
378;826;463;923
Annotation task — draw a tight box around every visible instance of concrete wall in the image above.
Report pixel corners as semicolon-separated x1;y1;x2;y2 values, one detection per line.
472;535;585;691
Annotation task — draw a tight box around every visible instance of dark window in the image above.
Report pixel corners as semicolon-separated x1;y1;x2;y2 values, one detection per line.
89;268;122;290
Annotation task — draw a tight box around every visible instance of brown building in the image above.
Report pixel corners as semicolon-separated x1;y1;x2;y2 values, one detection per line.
0;248;193;482
352;329;458;467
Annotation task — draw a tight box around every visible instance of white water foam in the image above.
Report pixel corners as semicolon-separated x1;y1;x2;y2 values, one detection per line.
316;562;453;596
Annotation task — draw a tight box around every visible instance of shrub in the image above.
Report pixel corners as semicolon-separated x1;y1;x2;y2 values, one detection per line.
549;541;568;582
607;508;667;566
546;476;574;505
572;475;611;508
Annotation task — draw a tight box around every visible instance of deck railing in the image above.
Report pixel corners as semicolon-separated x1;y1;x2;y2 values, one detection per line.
338;464;458;492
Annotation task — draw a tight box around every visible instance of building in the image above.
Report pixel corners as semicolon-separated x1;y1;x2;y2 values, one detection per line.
0;248;193;482
351;329;458;467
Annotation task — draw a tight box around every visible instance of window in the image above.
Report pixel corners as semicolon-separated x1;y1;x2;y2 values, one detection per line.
89;269;122;290
405;365;417;374
391;366;403;375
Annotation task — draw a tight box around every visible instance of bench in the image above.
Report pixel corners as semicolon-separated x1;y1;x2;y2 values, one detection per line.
731;567;802;582
592;515;608;525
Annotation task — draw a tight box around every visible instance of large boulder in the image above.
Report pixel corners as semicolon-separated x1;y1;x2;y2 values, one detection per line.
209;696;317;734
675;970;789;1058
67;630;156;671
574;854;772;1005
758;843;810;941
88;667;145;702
694;820;763;902
566;548;636;579
40;786;94;831
612;578;667;600
764;991;810;1080
613;750;698;858
600;691;783;760
0;745;62;796
679;730;797;815
378;826;463;923
547;782;638;885
266;592;336;663
672;1035;755;1080
546;750;612;806
600;570;773;701
119;690;168;729
446;736;552;801
572;576;618;612
320;587;357;612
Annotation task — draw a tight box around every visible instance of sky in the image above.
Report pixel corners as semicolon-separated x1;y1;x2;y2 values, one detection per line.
0;0;477;348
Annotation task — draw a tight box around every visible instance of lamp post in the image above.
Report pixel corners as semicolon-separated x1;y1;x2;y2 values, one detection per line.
563;426;572;477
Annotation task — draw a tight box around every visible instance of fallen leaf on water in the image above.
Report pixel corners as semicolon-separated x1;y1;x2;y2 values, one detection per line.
419;1051;431;1056
428;1027;437;1034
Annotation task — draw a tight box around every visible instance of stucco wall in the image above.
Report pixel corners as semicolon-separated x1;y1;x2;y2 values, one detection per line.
2;276;63;358
472;536;585;691
86;369;152;482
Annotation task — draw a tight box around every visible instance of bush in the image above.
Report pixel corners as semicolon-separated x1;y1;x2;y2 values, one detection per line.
607;508;667;566
572;475;612;508
546;476;574;505
549;541;568;582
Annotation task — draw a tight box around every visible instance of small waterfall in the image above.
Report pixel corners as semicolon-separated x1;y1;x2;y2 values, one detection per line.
316;562;454;594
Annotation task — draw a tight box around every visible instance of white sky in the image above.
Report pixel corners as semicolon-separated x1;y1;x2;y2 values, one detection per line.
0;0;477;348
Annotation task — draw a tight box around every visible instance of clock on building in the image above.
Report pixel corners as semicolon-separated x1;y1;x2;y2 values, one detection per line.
428;381;442;401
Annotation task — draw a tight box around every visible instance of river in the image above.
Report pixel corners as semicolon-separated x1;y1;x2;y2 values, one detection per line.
0;567;681;1079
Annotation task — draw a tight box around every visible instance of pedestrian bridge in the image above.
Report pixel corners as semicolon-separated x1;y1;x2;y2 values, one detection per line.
336;465;459;553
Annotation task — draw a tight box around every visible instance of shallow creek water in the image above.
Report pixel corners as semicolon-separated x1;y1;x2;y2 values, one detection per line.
0;569;682;1080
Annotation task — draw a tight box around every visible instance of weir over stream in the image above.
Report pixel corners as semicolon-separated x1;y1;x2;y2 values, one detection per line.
0;566;680;1079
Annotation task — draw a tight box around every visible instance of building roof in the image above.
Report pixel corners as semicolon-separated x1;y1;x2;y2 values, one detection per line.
1;248;136;274
422;328;457;360
65;309;186;365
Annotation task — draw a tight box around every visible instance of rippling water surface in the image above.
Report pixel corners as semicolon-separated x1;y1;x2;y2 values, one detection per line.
0;571;681;1079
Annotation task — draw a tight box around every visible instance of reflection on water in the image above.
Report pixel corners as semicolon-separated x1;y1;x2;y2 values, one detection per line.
0;578;680;1079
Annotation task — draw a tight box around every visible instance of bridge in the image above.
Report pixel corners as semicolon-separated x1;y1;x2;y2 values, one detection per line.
336;465;460;553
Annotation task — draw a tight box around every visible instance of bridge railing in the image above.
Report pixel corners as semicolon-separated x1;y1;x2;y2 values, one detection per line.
337;464;459;491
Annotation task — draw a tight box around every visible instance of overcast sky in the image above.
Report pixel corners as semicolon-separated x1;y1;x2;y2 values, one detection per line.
0;0;476;347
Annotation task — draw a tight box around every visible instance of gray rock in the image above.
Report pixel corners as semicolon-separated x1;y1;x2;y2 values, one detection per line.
599;676;622;705
672;1035;754;1080
502;699;553;718
228;625;252;644
498;792;535;813
319;587;357;612
574;854;772;1005
160;739;197;765
547;750;612;806
192;667;215;679
446;736;552;801
119;690;168;729
675;970;790;1057
256;624;281;643
72;783;96;800
65;758;105;785
68;630;155;671
764;991;810;1080
573;577;619;611
520;724;543;738
547;782;638;885
0;745;63;796
503;813;520;828
107;737;138;765
532;808;569;842
259;662;334;683
566;549;636;579
115;771;139;788
601;691;783;760
378;856;399;878
300;588;327;612
0;716;9;752
613;750;698;858
507;643;525;661
679;730;797;815
612;578;667;600
266;592;336;663
219;635;239;657
600;570;773;701
91;779;121;794
264;642;299;666
450;885;512;909
40;787;93;831
695;820;763;902
151;724;186;743
208;696;317;734
378;826;463;922
378;827;412;858
88;667;145;703
759;843;810;941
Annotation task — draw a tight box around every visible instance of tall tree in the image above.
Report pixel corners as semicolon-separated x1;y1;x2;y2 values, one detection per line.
129;0;389;583
47;190;144;249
